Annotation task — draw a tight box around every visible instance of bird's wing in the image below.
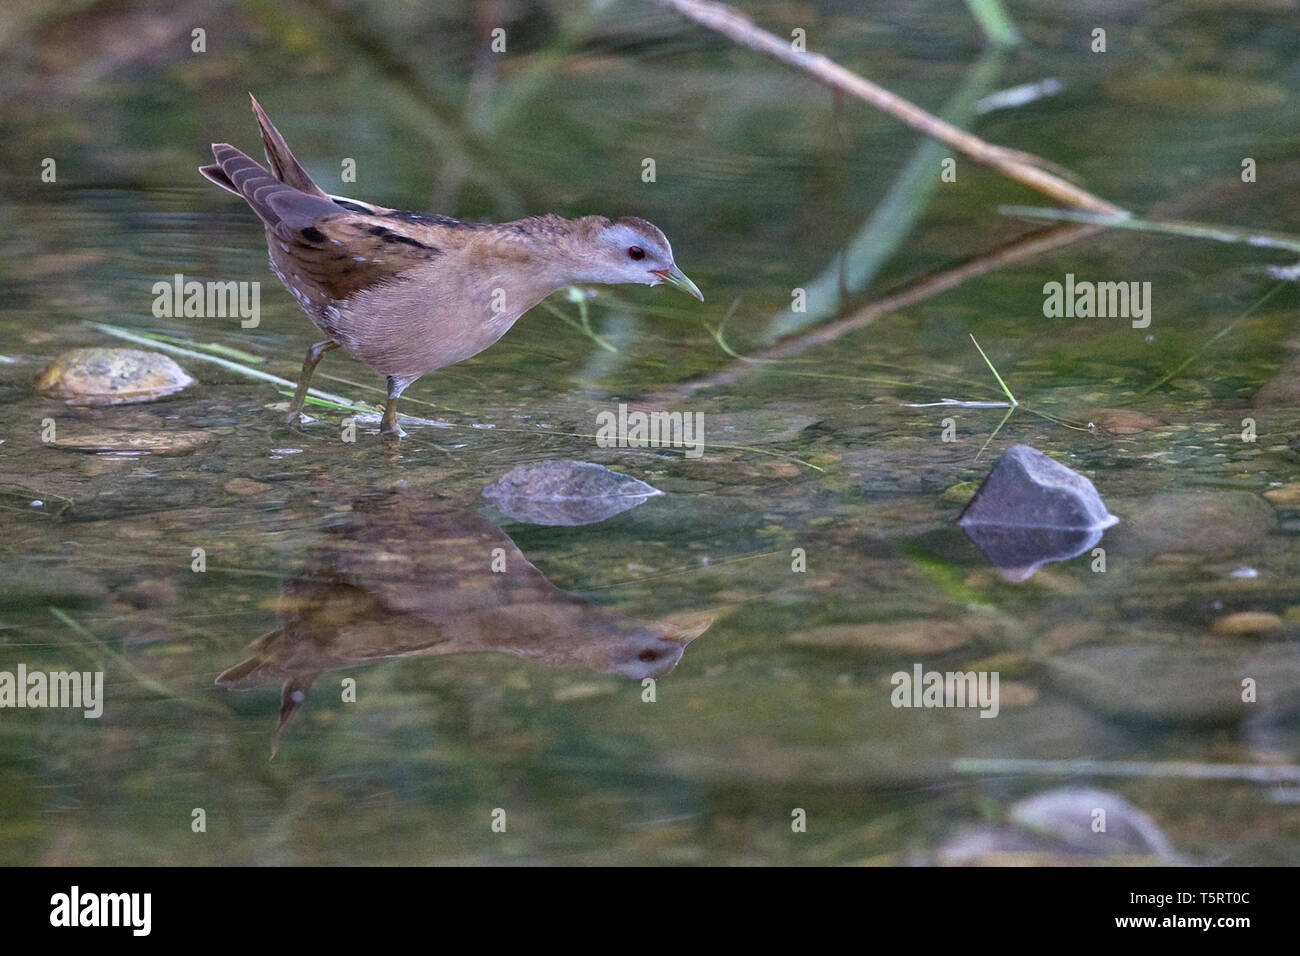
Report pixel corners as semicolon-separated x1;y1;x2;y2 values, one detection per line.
203;144;461;302
267;213;448;302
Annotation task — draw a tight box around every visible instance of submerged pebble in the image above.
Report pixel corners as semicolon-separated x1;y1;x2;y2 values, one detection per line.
789;619;972;655
1121;490;1274;555
1047;643;1248;725
223;478;271;495
1212;611;1284;636
1088;408;1166;435
49;428;215;456
1263;484;1300;506
1009;788;1178;860
37;347;194;405
935;825;1086;866
0;565;108;609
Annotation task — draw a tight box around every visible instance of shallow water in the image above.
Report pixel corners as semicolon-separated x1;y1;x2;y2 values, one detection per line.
1;0;1299;864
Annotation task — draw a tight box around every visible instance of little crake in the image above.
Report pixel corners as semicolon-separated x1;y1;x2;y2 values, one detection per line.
201;96;703;437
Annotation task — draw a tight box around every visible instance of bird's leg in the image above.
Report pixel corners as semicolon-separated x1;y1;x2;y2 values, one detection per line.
380;375;410;438
286;340;339;425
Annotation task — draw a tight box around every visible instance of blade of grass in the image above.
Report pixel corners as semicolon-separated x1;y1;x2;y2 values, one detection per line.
976;403;1017;462
1141;281;1287;394
952;757;1300;784
1000;205;1300;254
288;393;366;412
538;291;618;353
49;606;227;714
969;334;1018;406
963;0;1021;47
906;399;1011;407
126;328;266;363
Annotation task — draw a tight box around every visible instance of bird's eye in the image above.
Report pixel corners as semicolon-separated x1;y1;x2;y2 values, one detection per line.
628;246;646;261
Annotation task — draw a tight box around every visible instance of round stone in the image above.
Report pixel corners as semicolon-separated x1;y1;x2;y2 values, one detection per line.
37;347;195;405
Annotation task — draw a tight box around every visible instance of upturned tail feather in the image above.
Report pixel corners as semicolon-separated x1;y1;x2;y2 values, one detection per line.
198;93;340;239
248;93;329;198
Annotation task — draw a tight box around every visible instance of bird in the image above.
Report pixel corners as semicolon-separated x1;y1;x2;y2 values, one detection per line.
199;95;703;437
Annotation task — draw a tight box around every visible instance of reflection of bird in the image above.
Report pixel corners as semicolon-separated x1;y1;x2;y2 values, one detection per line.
200;96;703;436
216;490;711;752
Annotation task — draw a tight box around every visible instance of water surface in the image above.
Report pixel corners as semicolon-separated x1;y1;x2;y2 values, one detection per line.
1;0;1298;864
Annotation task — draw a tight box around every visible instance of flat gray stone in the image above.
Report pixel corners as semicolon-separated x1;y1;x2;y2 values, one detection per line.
483;460;662;526
959;445;1117;579
960;444;1118;531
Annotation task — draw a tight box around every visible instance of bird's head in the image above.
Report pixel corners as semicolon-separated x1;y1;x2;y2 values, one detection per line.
574;216;703;300
605;629;688;681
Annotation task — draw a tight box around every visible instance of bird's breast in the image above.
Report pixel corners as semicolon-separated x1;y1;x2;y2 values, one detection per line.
333;284;548;381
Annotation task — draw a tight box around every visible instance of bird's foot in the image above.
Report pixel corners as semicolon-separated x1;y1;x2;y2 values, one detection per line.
379;393;406;438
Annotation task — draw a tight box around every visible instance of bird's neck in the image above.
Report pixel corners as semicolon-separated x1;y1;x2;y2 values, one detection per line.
471;215;604;306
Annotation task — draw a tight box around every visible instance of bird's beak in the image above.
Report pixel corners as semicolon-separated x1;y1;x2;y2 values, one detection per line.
654;265;704;301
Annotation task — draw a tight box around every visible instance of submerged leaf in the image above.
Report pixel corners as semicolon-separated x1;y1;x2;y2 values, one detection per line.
482;460;662;526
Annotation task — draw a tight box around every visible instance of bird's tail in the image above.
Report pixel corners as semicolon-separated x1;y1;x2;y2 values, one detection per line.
198;94;337;238
248;93;330;198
